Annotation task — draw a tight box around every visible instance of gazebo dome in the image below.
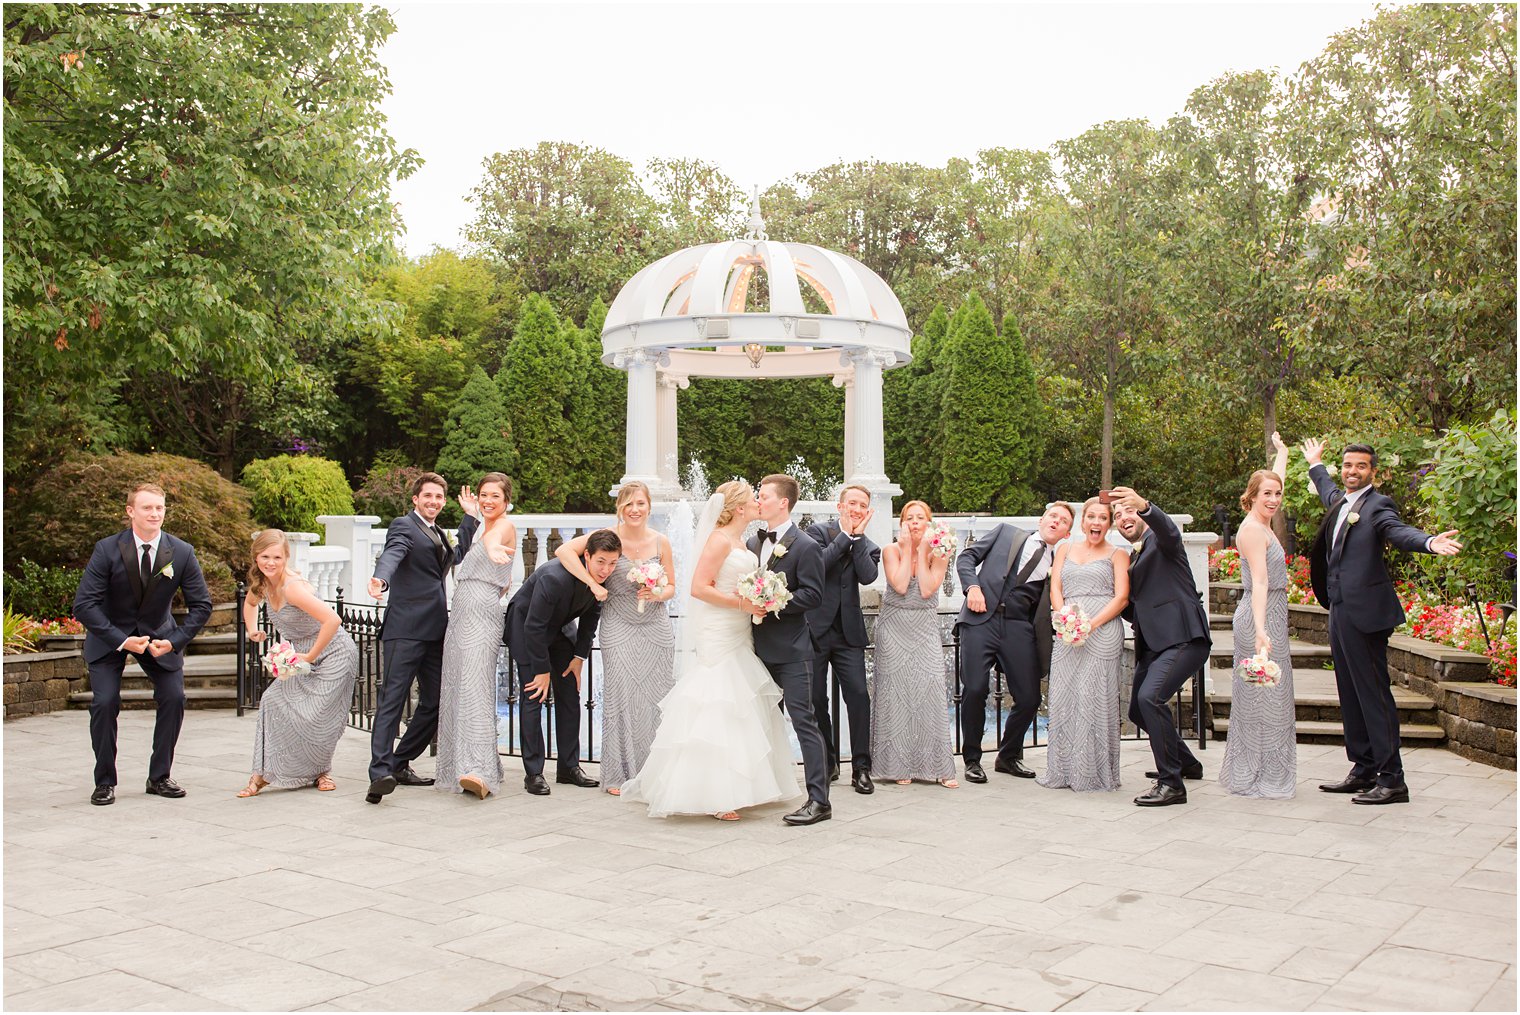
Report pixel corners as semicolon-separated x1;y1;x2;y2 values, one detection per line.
602;194;907;543
601;200;910;378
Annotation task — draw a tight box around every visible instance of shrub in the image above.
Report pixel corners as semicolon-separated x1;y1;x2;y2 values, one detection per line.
240;455;355;541
435;366;517;495
1415;409;1517;601
3;606;35;654
3;453;258;587
3;560;83;619
354;456;425;528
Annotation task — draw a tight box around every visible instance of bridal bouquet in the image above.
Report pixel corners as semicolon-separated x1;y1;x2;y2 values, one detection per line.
925;520;958;560
263;641;310;680
1239;654;1282;687
1052;604;1093;645
737;568;792;626
626;560;668;613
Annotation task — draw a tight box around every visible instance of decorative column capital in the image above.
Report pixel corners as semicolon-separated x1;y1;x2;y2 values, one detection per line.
613;347;670;370
840;347;893;371
657;371;690;390
830;370;855;390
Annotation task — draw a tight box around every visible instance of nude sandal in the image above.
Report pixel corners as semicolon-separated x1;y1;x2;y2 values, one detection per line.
459;774;488;799
237;776;268;798
713;811;740;821
314;774;336;792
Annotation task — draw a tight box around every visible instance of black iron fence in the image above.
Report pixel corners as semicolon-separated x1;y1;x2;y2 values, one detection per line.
235;583;1206;764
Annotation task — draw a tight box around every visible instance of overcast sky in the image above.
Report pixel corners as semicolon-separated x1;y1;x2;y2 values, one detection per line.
380;1;1378;258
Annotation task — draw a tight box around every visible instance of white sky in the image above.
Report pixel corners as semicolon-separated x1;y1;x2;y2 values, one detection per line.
380;1;1379;257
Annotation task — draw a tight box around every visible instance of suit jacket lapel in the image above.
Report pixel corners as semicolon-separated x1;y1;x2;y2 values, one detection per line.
144;538;173;599
1329;491;1356;564
1003;528;1029;580
119;532;145;602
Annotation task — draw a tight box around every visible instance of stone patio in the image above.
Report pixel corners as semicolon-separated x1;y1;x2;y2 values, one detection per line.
4;711;1515;1011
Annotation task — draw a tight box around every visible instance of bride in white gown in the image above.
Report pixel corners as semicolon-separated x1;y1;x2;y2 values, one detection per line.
620;481;802;820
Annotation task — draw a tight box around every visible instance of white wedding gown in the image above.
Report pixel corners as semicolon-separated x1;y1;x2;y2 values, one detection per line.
620;546;802;817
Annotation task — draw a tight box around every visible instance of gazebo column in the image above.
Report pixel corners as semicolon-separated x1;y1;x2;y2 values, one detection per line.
832;369;856;480
613;348;668;495
653;371;689;500
842;348;902;553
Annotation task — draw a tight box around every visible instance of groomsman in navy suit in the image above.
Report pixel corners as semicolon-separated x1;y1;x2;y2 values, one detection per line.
806;484;881;794
955;503;1072;783
1303;439;1461;805
73;483;213;805
365;472;478;804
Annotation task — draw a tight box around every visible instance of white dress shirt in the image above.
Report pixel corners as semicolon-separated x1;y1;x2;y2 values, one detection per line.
1331;487;1370;548
760;520;794;569
1014;536;1055;584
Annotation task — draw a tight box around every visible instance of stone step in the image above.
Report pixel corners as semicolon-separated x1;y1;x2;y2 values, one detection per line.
1209;667;1440;724
1209;630;1332;669
41;633;241;657
1209;613;1233;631
67;688;239;710
1212;715;1446;746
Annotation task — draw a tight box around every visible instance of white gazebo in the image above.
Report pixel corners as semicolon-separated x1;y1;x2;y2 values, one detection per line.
602;197;911;547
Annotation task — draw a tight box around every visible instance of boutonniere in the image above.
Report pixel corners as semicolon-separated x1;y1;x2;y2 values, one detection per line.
771;542;789;559
1346;512;1360;527
156;562;175;580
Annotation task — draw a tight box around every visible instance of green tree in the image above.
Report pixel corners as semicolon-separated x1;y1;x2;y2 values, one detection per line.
3;4;417;484
435;366;517;493
952;148;1059;335
1166;69;1335;456
561;300;626;511
467;142;661;324
644;157;746;248
886;303;949;506
497;294;576;511
1046;120;1175;488
1296;3;1516;431
938;295;1044;512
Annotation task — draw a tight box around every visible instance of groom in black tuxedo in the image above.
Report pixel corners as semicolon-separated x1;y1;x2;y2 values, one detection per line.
73;483;213;805
1304;439;1461;805
748;474;830;825
365;472;478;804
955;503;1071;783
805;483;881;794
504;529;621;796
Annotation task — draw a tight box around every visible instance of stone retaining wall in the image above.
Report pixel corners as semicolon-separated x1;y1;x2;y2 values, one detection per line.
3;650;87;718
1212;581;1513;768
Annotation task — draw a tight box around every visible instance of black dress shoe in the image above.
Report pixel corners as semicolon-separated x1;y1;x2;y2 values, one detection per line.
90;785;115;806
1319;774;1377;794
524;774;551;796
393;765;434;787
782;800;833;826
851;769;874;795
964;762;988;784
365;774;397;804
994;758;1036;779
828;762;841;783
1352;784;1410;805
1134;782;1187;807
555;767;599;788
145;777;186;798
1145;764;1204;781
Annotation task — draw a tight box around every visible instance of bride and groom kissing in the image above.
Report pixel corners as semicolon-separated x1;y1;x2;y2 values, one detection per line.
620;473;835;825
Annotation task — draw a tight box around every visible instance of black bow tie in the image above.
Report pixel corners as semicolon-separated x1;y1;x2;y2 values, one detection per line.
759;529;778;545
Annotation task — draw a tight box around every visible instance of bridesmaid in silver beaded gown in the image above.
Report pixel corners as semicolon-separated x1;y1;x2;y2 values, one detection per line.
435;474;516;799
238;529;358;797
1219;435;1297;798
871;501;958;786
1038;498;1130;793
555;481;676;793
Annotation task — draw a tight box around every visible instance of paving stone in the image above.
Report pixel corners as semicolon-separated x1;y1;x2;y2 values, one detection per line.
3;711;1513;1011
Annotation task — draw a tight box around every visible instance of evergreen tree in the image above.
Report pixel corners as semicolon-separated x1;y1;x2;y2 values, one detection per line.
561;298;627;510
938;295;1045;512
435;366;517;493
497;294;576;511
887;303;949;507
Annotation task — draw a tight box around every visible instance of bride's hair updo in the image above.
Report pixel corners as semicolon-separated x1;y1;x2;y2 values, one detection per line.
713;480;754;527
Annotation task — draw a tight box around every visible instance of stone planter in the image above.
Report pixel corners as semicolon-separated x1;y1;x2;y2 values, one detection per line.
3;648;87;718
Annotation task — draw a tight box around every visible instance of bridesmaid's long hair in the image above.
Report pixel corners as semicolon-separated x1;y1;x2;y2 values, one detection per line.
1240;469;1282;514
247;529;303;603
614;480;652;523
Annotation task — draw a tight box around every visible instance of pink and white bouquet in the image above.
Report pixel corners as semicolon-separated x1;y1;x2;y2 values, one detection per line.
263;641;310;680
1239;654;1282;687
925;520;958;560
1052;603;1093;645
737;568;792;626
626;560;668;613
